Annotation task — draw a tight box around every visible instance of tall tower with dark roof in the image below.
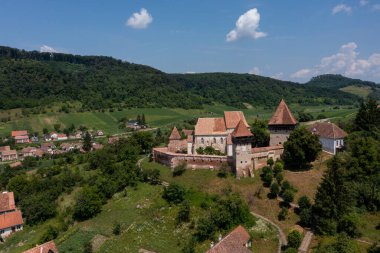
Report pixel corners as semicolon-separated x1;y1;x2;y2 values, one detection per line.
268;99;297;146
232;120;254;178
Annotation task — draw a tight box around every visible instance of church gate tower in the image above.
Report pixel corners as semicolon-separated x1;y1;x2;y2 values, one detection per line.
231;120;254;178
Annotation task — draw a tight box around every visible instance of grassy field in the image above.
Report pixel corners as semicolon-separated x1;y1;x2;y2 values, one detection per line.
0;104;357;138
339;85;372;98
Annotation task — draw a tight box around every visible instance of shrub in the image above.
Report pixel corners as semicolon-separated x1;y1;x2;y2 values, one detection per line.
269;182;280;199
162;183;186;204
298;195;311;210
282;189;295;204
287;230;302;249
278;207;288;221
173;162;187;177
177;201;191;224
39;225;58;244
273;161;284;175
217;163;229;178
73;186;102;221
142;168;161;185
276;173;284;184
113;222;121;235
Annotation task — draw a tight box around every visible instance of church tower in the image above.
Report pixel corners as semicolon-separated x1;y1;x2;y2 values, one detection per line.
268;99;297;146
232;120;254;178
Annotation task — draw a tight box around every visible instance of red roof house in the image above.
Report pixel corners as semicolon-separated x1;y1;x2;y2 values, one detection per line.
0;192;16;214
206;225;252;253
11;130;28;137
23;240;59;253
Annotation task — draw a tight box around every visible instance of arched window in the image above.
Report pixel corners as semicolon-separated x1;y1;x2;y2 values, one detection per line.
213;138;216;143
220;138;223;144
201;138;204;144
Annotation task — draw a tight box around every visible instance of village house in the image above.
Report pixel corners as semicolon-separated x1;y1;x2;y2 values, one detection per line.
40;142;55;155
11;130;30;144
22;240;59;253
108;136;119;144
57;134;68;141
206;225;252;253
153;100;291;177
308;122;348;155
30;136;39;143
18;147;44;160
0;147;18;162
60;142;83;152
0;192;23;238
96;130;104;136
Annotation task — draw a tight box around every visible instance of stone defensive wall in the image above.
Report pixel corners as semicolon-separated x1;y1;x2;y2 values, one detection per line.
153;147;228;169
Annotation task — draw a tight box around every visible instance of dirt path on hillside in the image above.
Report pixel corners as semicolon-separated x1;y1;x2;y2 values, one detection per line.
250;211;287;253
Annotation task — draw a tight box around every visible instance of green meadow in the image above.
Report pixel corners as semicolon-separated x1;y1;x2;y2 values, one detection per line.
0;104;357;137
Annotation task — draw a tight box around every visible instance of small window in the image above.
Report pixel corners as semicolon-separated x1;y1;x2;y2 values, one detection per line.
220;138;224;144
201;138;204;144
213;138;216;143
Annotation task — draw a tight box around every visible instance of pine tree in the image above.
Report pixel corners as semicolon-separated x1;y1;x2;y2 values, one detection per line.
136;114;141;125
83;131;92;152
142;114;146;125
312;157;356;235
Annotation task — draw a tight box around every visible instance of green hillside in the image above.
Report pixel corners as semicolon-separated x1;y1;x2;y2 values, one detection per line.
0;46;361;111
306;74;380;99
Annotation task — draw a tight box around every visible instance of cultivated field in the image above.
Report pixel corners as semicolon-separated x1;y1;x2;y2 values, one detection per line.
0;104;357;137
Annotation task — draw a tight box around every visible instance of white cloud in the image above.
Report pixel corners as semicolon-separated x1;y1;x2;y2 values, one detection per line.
271;72;284;80
249;67;261;75
40;45;57;53
332;4;352;15
372;4;380;11
226;8;267;42
360;0;369;6
291;42;380;81
291;69;312;79
126;8;153;29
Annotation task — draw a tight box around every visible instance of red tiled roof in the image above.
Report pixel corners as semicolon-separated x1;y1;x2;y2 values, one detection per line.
169;127;181;140
232;120;253;138
308;122;347;139
0;192;16;212
206;225;251;253
10;161;22;168
224;111;249;129
268;99;297;126
11;130;28;137
182;129;194;136
252;145;283;153
0;146;11;152
1;150;17;156
0;210;23;230
14;135;29;140
195;118;227;136
23;240;59;253
57;134;67;138
21;147;36;153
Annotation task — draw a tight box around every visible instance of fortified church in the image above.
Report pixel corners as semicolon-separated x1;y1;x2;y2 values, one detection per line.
153;99;297;178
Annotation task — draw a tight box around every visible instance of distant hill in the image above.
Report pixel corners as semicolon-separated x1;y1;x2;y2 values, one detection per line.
306;74;380;99
0;46;363;110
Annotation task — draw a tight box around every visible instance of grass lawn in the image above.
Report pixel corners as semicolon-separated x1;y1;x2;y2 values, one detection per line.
141;158;300;240
339;85;372;98
283;152;332;201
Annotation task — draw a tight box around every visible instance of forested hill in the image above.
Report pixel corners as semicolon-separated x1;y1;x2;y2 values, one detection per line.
306;74;378;88
0;45;360;110
171;73;357;108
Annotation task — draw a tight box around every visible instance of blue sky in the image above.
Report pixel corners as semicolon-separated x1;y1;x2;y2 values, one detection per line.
1;0;380;82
